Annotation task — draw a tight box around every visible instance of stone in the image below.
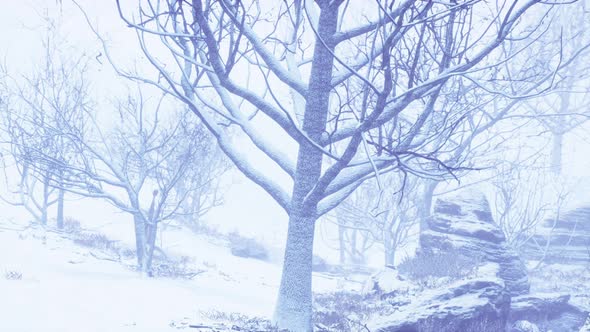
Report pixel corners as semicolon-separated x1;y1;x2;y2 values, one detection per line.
522;206;590;264
420;188;530;296
580;314;590;332
509;293;589;332
369;269;511;332
510;320;540;332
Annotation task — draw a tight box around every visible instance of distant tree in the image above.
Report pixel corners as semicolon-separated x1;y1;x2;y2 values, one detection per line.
328;174;420;268
0;30;87;229
172;123;228;232
523;1;590;175
2;55;226;274
32;89;225;275
111;0;576;329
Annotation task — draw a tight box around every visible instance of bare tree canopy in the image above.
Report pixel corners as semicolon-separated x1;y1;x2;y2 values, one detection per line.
108;0;587;330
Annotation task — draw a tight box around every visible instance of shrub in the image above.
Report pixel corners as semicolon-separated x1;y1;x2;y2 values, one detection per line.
119;248;136;260
417;314;507;332
62;217;82;234
151;256;204;279
4;270;23;280
73;232;116;251
397;249;481;283
227;232;269;261
313;291;385;331
199;310;284;331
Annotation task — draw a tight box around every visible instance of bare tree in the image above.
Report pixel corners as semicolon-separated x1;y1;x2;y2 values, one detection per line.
513;1;590;175
109;0;575;329
172;121;228;232
328;174;420;268
0;34;87;229
49;91;223;275
492;156;550;250
6;65;225;275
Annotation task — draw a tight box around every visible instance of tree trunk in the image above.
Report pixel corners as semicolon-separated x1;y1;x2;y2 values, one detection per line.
350;229;358;264
144;220;158;276
41;174;50;226
550;74;570;175
133;214;146;269
550;132;563;175
274;3;339;330
274;213;316;331
385;248;395;267
338;223;346;265
56;188;64;230
143;191;159;275
419;181;438;234
384;231;395;267
417;181;437;255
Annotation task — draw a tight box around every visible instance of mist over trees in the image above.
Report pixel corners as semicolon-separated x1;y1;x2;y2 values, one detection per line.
0;0;589;331
110;0;590;330
0;19;228;275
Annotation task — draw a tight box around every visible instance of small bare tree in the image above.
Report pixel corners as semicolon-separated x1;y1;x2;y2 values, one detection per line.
172;120;228;232
523;1;590;175
40;90;224;275
492;159;551;250
329;174;420;268
0;33;87;229
6;69;226;275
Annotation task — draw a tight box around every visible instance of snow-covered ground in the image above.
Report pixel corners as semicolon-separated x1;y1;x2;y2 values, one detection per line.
0;217;362;332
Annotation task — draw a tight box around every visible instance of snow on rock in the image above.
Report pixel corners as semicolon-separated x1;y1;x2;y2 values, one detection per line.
361;268;414;299
580;314;590;332
510;320;540;332
420;189;530;296
368;266;510;332
522;206;590;264
509;293;589;332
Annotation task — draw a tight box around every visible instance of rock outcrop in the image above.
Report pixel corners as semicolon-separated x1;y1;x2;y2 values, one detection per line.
420;189;530;296
368;189;588;332
523;206;590;264
509;293;589;332
369;267;511;332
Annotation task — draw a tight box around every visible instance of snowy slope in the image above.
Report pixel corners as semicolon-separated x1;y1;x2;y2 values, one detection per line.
0;217;361;332
0;219;277;331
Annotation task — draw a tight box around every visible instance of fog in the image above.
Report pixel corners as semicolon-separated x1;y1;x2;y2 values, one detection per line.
0;1;589;331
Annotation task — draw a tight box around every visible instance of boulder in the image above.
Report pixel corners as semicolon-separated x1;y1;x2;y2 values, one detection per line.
510;320;540;332
522;206;590;264
420;189;530;296
368;267;511;332
509;293;589;332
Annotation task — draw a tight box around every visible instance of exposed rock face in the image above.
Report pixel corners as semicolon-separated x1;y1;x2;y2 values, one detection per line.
420;189;530;296
509;293;589;332
369;271;511;332
523;206;590;264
